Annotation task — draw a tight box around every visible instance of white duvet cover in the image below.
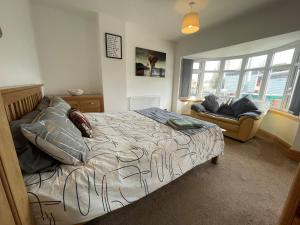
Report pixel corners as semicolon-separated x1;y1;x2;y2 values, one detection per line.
24;111;224;225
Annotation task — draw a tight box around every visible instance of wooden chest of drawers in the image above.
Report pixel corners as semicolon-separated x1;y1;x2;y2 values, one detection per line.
60;95;104;112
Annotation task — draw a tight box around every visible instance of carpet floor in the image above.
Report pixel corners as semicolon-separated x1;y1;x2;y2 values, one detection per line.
87;136;298;225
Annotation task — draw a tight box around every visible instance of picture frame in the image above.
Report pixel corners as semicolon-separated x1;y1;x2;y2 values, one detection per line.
105;33;122;59
135;47;166;78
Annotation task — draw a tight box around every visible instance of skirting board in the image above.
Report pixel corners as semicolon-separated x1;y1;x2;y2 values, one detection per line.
257;129;300;162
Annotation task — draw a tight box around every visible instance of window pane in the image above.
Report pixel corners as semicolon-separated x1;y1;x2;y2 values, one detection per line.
246;55;267;69
241;70;264;99
190;74;199;96
272;49;295;66
205;61;220;71
193;62;200;69
202;72;219;95
224;58;242;70
265;68;289;108
220;72;240;97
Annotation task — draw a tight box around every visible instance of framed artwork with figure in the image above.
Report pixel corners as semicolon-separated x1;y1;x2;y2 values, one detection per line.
135;47;166;78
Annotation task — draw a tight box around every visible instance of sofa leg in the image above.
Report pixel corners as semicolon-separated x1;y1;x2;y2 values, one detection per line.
211;156;219;164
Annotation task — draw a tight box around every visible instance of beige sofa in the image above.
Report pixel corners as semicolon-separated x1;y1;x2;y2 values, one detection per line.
191;110;265;142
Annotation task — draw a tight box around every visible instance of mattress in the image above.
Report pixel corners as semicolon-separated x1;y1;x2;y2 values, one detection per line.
24;111;224;225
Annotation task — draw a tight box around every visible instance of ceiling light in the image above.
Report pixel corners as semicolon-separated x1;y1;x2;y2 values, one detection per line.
181;1;200;35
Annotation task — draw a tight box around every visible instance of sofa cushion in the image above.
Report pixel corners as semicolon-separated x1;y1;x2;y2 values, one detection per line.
217;103;234;117
191;103;206;113
192;112;240;132
231;96;258;117
202;95;219;113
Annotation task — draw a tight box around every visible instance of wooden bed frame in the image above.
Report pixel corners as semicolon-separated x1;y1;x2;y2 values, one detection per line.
2;84;297;225
0;84;43;225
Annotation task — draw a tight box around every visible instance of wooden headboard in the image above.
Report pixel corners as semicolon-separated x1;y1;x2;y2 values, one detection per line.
0;84;43;225
1;84;43;122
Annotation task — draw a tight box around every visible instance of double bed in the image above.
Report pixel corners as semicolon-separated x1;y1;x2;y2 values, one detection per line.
0;85;224;225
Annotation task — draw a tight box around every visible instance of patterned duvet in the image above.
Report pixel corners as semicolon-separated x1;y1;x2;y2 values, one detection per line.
24;111;224;225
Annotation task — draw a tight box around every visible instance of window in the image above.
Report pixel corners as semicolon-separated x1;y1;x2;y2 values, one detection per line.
224;59;242;70
219;58;243;97
241;70;264;99
190;73;199;96
193;62;200;69
205;61;220;71
201;60;221;95
272;49;295;66
202;72;219;95
184;44;300;111
246;55;267;69
220;72;240;97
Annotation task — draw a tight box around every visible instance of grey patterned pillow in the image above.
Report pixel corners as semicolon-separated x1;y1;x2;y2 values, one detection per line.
21;107;88;165
51;96;71;115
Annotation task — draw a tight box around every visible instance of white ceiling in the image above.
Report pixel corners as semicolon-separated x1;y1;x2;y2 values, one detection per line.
31;0;282;41
187;31;300;59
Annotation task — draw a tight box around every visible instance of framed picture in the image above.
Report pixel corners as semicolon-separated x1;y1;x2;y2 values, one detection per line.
135;47;166;78
105;33;122;59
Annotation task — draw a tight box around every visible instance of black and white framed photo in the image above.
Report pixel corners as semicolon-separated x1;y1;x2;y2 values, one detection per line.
105;33;122;59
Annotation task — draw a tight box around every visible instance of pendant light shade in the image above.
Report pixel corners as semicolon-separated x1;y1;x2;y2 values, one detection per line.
181;2;200;35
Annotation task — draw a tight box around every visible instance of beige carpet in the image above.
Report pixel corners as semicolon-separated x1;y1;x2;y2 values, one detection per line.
88;137;298;225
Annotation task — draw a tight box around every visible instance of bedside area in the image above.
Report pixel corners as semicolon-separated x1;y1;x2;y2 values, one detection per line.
60;95;104;112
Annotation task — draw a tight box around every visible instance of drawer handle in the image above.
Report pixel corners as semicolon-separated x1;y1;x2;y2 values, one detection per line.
90;102;95;105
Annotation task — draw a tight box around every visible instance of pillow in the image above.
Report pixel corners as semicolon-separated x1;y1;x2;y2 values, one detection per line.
191;103;206;113
231;96;258;117
51;96;71;115
10;111;57;174
69;109;93;138
202;94;219;113
21;107;88;165
217;98;234;117
36;96;51;112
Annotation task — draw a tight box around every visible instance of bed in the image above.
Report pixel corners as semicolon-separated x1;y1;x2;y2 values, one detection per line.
0;85;224;225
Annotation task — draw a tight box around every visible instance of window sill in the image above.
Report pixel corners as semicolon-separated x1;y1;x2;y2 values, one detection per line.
269;108;300;121
179;97;204;103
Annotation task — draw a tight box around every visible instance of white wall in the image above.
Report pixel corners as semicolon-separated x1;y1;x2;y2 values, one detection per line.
125;23;174;110
98;12;128;112
0;0;42;87
31;3;102;95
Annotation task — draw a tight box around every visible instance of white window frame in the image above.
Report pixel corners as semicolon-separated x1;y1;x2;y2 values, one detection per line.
189;41;300;111
219;57;243;97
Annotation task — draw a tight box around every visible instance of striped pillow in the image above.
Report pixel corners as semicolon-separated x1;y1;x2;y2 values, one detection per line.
21;107;88;165
51;96;71;115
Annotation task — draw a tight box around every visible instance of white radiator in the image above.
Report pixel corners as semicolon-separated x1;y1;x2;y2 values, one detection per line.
128;96;160;110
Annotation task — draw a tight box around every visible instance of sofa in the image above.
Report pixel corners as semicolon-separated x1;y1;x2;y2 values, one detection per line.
190;95;266;142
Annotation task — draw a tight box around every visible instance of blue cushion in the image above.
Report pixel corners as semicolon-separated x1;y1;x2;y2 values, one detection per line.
191;103;206;112
231;96;258;117
202;95;219;113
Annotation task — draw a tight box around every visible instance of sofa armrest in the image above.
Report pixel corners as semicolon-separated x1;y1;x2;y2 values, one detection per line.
238;111;264;121
237;114;265;141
